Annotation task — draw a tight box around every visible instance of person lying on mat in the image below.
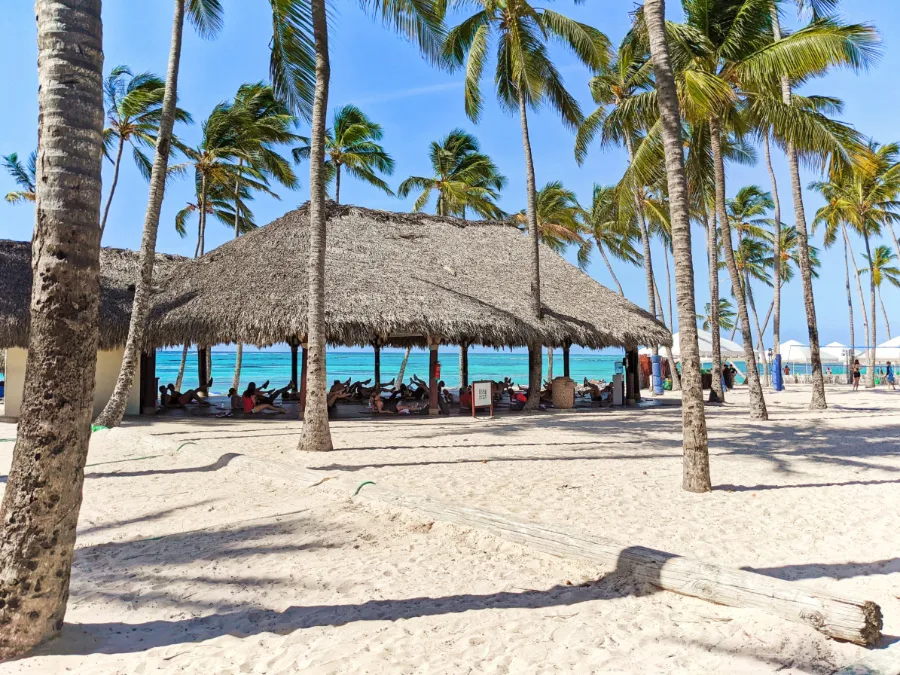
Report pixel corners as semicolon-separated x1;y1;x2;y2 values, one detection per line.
242;382;286;414
327;389;350;418
166;383;212;407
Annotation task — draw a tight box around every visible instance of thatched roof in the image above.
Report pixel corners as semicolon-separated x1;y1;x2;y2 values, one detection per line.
0;239;186;350
148;203;670;351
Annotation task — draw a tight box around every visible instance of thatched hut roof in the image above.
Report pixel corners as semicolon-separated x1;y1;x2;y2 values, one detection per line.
0;239;186;350
148;203;670;351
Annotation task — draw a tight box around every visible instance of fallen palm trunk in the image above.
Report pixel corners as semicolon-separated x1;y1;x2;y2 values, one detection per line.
167;443;883;646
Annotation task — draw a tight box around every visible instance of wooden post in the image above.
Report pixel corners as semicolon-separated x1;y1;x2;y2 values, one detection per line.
373;339;381;388
631;349;642;402
428;337;440;415
625;349;635;406
460;342;469;388
139;350;158;414
197;346;209;396
563;341;571;379
290;341;299;386
299;341;308;416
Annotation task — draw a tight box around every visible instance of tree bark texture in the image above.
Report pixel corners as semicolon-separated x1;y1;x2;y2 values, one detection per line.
626;135;658;354
844;238;855;382
705;207;725;402
298;0;333;451
518;91;542;321
0;0;104;660
644;0;711;493
763;134;782;367
174;344;188;391
99;135;124;238
862;232;877;388
524;344;542;410
94;0;185;427
599;246;624;296
710;117;767;420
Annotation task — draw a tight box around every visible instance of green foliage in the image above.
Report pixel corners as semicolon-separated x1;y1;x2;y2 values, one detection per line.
2;151;36;204
700;298;737;331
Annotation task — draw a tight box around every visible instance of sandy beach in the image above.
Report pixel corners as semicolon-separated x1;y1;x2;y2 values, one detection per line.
1;384;898;674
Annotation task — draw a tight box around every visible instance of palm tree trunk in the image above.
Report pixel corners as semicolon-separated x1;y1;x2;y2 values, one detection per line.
175;344;188;391
879;287;891;340
844;225;870;354
335;163;341;205
547;348;554;381
843;237;855;382
195;173;208;258
99;135;125;239
0;0;104;659
786;145;827;407
395;346;411;388
862;231;877;388
664;244;675;338
231;163;244;389
655;279;681;390
746;272;769;385
763;133;782;382
625;136;658;345
704;205;725;402
710;117;767;420
598;246;624;295
299;0;333;452
645;0;710;493
517;90;542;410
94;0;186;428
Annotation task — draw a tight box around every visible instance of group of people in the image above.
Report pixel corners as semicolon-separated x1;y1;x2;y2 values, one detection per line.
851;359;896;391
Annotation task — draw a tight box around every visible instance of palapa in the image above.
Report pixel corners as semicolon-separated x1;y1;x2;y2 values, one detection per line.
147;203;671;351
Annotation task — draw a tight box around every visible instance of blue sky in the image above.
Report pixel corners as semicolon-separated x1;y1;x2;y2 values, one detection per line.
2;1;900;352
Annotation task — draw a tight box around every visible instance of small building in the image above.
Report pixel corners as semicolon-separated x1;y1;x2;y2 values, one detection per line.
0;239;185;418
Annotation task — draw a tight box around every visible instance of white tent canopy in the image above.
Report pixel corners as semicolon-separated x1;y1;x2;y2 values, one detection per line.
874;337;900;361
821;342;852;362
779;339;811;362
640;330;743;359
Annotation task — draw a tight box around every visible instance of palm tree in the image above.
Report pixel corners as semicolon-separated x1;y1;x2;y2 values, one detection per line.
576;45;661;331
701;299;736;332
584;185;641;296
100;65;192;237
643;0;710;493
2;151;36;204
442;0;608;409
293;104;394;204
398;129;506;218
811;141;900;387
300;1;444;453
859;245;900;340
0;0;104;660
514;181;587;254
96;0;319;429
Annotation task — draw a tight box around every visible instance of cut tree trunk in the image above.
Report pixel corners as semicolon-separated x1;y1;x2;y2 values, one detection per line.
710;117;767;420
645;0;711;493
93;0;187;428
0;0;104;659
299;0;334;451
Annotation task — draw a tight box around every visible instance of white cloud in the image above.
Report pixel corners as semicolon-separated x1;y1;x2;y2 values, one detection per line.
355;81;462;105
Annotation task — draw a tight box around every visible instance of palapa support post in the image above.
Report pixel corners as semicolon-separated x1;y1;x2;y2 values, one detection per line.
563;341;571;379
428;336;440;415
139;350;157;414
373;338;381;388
460;341;469;388
289;338;299;387
299;340;308;416
197;346;209;397
625;349;636;406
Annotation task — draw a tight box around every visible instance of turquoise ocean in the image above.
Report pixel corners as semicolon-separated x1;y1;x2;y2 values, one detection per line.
157;349;626;394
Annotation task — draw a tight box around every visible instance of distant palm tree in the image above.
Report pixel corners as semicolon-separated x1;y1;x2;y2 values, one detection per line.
514;181;587;256
859;245;900;340
293;104;394;204
398;129;506;219
583;185;641;296
701;299;736;332
2;151;36;204
100;65;192;237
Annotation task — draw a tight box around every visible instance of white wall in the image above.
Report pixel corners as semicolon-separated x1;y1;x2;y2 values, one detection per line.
3;347;140;419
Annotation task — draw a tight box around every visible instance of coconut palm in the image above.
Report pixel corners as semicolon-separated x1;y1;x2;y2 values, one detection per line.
293;104;394;204
300;1;444;453
398;129;506;219
441;0;609;409
96;0;320;429
583;185;641;296
811;141;900;386
2;151;36;204
643;0;710;492
513;181;587;255
100;65;192;237
859;245;900;340
0;0;104;659
701;299;736;332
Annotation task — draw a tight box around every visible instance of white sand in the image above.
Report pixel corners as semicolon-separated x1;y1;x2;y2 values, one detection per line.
1;384;899;674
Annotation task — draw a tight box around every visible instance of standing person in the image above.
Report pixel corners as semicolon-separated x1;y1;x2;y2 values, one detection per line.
886;361;896;390
852;360;862;391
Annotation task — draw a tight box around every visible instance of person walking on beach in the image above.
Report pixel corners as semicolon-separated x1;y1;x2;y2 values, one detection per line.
852;360;862;391
886;361;896;390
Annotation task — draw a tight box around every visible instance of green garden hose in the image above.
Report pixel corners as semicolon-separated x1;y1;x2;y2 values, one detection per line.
353;481;376;496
